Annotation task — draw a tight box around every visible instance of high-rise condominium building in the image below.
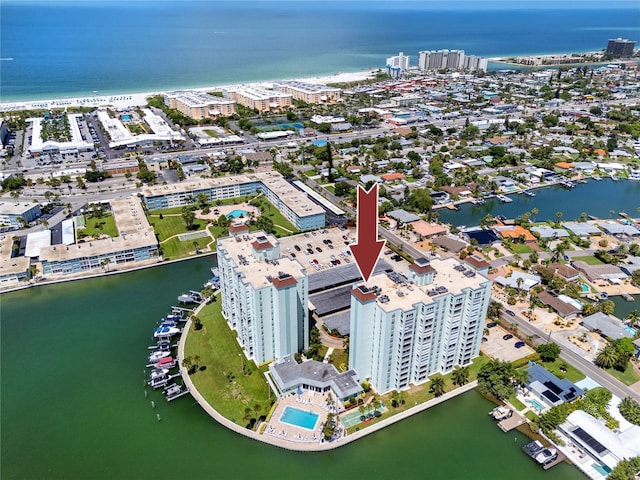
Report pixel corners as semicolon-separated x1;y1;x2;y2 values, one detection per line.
418;49;487;72
606;38;636;58
349;256;492;394
217;228;309;364
386;52;410;77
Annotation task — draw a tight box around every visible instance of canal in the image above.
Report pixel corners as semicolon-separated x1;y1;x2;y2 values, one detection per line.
1;258;584;480
437;178;640;227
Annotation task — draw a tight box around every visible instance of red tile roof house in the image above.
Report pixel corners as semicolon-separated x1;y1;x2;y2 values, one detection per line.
381;172;405;183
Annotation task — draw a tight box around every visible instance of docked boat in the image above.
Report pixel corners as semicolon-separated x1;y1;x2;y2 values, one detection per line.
164;383;190;402
149;367;170;380
155;356;177;369
154;325;180;338
496;194;513;203
489;406;513;421
148;349;171;363
523;440;558;466
151;340;172;351
178;291;203;304
523;190;535;197
148;374;170;389
592;175;601;181
559;180;575;189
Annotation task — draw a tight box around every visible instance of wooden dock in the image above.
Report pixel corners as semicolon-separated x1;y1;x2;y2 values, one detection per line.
498;411;526;432
542;451;566;470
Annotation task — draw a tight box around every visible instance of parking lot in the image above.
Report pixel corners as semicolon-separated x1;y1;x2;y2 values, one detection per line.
480;321;535;362
278;227;358;272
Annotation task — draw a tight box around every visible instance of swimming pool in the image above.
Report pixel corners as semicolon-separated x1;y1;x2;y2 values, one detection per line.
581;283;590;293
226;209;248;219
279;406;319;430
526;399;545;411
121;115;132;121
625;326;637;335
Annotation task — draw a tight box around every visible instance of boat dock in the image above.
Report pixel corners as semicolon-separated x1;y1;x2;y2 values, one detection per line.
496;194;513;203
621;293;635;302
542;451;566;470
498;411;526;432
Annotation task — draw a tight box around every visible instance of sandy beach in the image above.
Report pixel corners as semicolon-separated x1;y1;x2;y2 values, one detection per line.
0;70;378;113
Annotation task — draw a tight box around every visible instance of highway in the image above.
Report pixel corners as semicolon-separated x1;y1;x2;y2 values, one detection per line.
501;309;640;401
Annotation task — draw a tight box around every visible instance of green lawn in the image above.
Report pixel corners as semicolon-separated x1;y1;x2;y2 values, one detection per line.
605;363;640;386
512;244;534;254
525;411;539;422
539;359;585;383
204;129;219;138
572;256;604;265
328;348;349;372
508;394;526;411
324;185;335;194
160;236;212;260
184;299;273;428
348;356;491;434
148;214;209;242
80;214;118;238
249;196;299;236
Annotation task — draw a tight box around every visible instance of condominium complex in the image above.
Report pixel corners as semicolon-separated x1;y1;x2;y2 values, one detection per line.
39;196;159;275
418;49;487;72
142;171;326;231
349;257;492;394
606;38;636;58
386;52;410;77
272;81;341;104
164;91;237;120
217;229;309;364
0;201;42;229
222;86;292;112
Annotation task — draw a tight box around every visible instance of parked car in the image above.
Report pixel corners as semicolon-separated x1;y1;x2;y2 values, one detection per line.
505;310;516;317
514;341;525;348
487;322;497;328
503;334;514;341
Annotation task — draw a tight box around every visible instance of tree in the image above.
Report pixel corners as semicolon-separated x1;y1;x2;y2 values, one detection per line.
429;376;446;397
182;206;196;229
452;366;470;386
618;397;640;426
536;343;561;362
477;360;516;400
595;345;619;369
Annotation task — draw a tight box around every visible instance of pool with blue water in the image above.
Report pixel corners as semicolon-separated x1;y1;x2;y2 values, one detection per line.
279;406;319;430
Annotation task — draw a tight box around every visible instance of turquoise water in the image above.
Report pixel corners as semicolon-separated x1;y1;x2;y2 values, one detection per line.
625;327;637;335
0;258;585;479
226;209;248;219
581;284;590;293
526;399;546;411
121;115;132;121
2;3;639;101
592;463;611;475
280;406;320;430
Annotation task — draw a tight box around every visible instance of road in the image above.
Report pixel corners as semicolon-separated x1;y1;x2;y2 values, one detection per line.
501;309;640;401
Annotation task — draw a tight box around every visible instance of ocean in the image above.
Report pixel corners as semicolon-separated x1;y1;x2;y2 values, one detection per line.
1;1;639;102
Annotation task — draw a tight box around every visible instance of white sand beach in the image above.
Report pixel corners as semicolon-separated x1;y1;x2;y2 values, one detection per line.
0;70;378;113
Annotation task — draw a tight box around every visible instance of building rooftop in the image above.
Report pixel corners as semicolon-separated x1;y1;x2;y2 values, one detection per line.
143;171;325;219
270;355;363;400
358;257;490;312
582;312;633;340
217;231;306;290
0;201;39;216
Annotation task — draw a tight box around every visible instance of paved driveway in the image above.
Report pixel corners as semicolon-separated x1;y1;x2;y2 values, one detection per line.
481;323;535;362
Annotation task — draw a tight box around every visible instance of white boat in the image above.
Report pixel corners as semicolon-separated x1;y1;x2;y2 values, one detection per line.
496;194;512;203
489;406;513;420
149;368;169;380
534;447;558;465
164;383;190;402
148;349;171;363
154;325;180;338
523;190;535;197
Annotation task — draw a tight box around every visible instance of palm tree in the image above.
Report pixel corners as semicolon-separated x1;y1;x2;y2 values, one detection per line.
595;345;619;369
192;355;201;371
429;376;446;397
372;398;381;416
358;405;366;420
531;207;539;222
452;366;470;386
626;310;640;328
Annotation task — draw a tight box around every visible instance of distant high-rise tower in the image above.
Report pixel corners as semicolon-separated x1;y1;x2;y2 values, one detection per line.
386;52;410;78
606;38;636;58
418;49;486;72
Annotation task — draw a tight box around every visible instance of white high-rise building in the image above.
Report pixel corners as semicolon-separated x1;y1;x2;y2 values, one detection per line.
217;227;309;364
418;49;486;72
349;257;492;394
386;52;410;77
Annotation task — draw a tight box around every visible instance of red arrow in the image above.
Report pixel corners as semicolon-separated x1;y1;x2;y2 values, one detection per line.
349;184;385;283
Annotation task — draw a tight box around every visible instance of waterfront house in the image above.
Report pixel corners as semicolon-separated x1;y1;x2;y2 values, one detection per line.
530;225;570;239
495;271;541;292
526;363;584;408
537;291;582;319
572;261;626;284
558;410;640;474
581;312;634;340
563;222;602;238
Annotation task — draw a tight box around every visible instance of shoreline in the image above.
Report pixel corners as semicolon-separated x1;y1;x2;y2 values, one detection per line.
0;69;379;112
